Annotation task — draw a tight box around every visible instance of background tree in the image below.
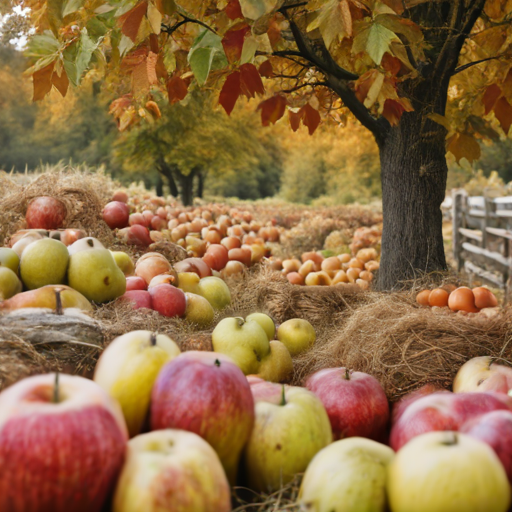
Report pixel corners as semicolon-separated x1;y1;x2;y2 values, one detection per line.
14;0;512;288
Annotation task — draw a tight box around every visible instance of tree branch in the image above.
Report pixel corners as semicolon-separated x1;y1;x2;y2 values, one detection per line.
452;54;510;75
281;82;327;93
161;15;217;36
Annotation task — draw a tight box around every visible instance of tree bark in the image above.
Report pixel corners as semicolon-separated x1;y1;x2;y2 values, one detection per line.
377;111;448;290
196;169;205;199
155;174;164;197
157;162;179;197
176;167;198;206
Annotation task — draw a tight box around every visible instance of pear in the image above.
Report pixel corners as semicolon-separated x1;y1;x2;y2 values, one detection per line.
0;248;20;274
256;340;293;383
246;313;276;342
0;267;22;301
68;248;126;303
111;251;135;276
20;238;69;290
184;292;215;327
68;237;106;255
0;284;92;311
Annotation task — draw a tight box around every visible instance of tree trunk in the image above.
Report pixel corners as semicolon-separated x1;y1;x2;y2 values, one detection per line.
196;169;205;199
176;168;197;206
157;163;179;197
155;174;164;197
376;111;448;290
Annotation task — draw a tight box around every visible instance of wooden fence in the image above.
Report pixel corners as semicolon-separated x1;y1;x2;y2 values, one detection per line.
452;190;512;300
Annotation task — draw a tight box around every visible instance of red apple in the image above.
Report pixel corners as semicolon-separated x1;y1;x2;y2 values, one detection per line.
174;257;212;278
150;215;167;231
149;284;186;317
0;373;127;512
151;351;254;484
306;368;389;442
126;225;152;247
228;248;252;267
112;190;129;203
461;410;512;482
129;213;148;228
202;244;229;271
102;201;129;230
125;276;147;291
390;391;512;451
25;196;67;230
120;290;152;310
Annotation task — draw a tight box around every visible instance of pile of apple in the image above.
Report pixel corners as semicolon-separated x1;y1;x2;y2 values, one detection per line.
416;285;498;313
3;334;512;512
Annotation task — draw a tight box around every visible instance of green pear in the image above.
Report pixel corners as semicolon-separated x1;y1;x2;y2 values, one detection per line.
198;276;231;310
111;251;135;276
0;248;20;274
177;272;201;294
0;267;22;300
20;238;69;290
246;313;276;342
277;318;316;356
257;340;293;383
68;248;126;303
184;292;215;327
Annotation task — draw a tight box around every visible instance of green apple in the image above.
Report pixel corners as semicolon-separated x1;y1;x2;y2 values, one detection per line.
0;267;22;300
111;251;135;276
68;248;126;303
94;330;180;437
177;272;201;294
184;292;215;327
0;248;20;274
113;430;231;512
299;437;395;512
20;238;69;290
197;276;231;310
277;318;316;356
256;340;293;383
387;431;510;512
244;384;332;492
246;312;275;341
212;317;270;375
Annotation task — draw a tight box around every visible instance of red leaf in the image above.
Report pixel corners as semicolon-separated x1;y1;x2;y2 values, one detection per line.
167;76;188;104
219;71;241;115
52;69;69;97
118;1;148;42
483;84;502;115
382;98;413;126
149;33;159;54
258;60;273;78
222;26;250;64
381;53;402;76
33;62;54;101
257;95;287;126
267;18;281;48
289;110;301;132
495;97;512;135
502;69;512;101
299;103;321;135
239;63;265;98
225;0;243;20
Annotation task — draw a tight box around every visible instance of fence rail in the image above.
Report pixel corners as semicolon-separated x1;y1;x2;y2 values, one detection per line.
452;190;512;300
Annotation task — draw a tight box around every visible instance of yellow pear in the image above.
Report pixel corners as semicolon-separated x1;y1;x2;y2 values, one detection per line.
111;251;135;276
0;248;20;274
256;340;293;383
184;292;215;327
0;285;92;311
0;267;22;301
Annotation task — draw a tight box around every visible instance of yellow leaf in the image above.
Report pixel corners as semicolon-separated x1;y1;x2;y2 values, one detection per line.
427;113;451;131
447;133;481;164
364;71;384;108
147;2;162;34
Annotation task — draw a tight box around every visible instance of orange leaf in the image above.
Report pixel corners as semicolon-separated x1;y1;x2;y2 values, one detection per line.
258;60;273;78
33;63;54;102
109;95;132;119
226;0;243;20
447;133;481;164
167;76;188;104
495;97;512;135
502;69;512;102
354;70;380;103
381;0;405;13
145;100;161;118
239;63;265;98
222;26;250;63
119;1;148;42
299;103;321;135
483;84;502;115
219;71;241;115
381;53;402;76
484;0;504;18
289;110;301;131
382;98;413;126
52;69;69;97
131;51;158;96
267;18;281;48
149;33;159;54
258;95;287;126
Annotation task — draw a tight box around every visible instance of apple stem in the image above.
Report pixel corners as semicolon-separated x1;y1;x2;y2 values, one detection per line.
54;288;63;316
441;432;458;446
150;333;157;346
215;359;221;367
280;385;286;406
235;317;245;327
53;372;60;403
87;239;94;247
344;368;350;380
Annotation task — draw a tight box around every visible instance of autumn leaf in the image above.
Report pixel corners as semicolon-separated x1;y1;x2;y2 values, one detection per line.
225;0;244;20
62;29;99;87
118;2;148;43
483;84;502;114
382;98;413;126
147;2;162;34
381;52;402;75
222;26;251;63
447;133;481;164
257;94;287;125
109;95;132;119
131;51;158;96
307;0;353;49
503;69;512;101
258;59;273;77
145;100;162;118
188;30;228;85
239;63;265;98
33;62;54;101
494;97;512;134
219;71;241;115
52;68;69;97
300;103;321;134
239;0;280;21
167;75;188;103
289;109;301;131
353;20;398;65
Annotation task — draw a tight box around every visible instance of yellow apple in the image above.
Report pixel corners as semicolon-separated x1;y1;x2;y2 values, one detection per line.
177;272;201;294
277;318;316;356
113;430;231;512
256;340;293;383
197;276;231;310
94;330;181;437
111;251;135;276
184;292;215;327
299;437;394;512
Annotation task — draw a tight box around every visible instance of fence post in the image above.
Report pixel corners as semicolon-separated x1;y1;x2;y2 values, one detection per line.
452;189;467;273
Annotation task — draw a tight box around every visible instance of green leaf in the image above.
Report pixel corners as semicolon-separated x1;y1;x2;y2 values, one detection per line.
25;31;61;59
188;30;228;85
307;0;352;48
118;34;134;57
62;0;82;18
239;0;282;21
353;21;397;65
63;29;99;86
240;35;259;64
